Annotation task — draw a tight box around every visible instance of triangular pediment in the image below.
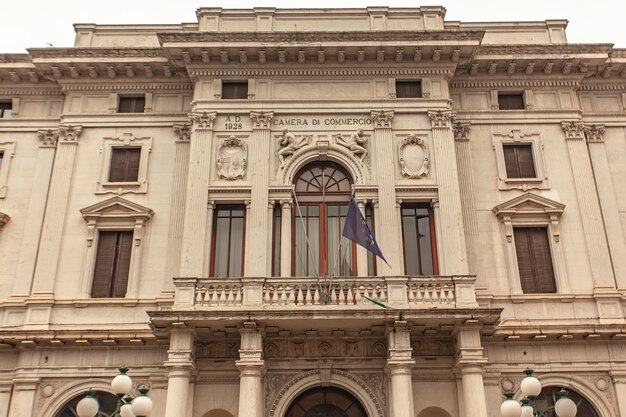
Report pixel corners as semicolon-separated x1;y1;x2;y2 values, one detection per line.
81;196;154;220
493;192;565;217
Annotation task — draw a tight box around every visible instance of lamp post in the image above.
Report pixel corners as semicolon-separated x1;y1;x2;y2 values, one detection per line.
76;367;153;417
500;369;577;417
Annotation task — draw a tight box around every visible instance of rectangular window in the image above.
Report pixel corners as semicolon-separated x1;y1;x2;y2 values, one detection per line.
365;203;377;276
272;203;281;277
0;151;3;172
0;101;12;118
396;80;422;98
91;231;133;298
222;81;248;99
108;147;141;182
118;96;145;113
210;205;246;277
513;227;556;293
401;204;438;275
498;92;525;110
503;144;536;178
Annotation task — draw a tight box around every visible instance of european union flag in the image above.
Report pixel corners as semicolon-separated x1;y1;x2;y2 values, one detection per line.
342;197;390;267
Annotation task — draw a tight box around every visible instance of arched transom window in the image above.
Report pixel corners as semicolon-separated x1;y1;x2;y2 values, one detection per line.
54;391;118;417
536;387;599;417
285;386;367;417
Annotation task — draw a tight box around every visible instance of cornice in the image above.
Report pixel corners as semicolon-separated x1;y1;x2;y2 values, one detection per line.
0;87;62;96
189;67;455;78
476;44;613;56
60;82;192;91
0;54;31;63
28;48;166;59
579;83;626;91
450;79;580;89
158;30;484;43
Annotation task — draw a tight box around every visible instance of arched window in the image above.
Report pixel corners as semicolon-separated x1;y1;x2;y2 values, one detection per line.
54;391;118;417
293;162;355;276
536;387;599;417
285;386;367;417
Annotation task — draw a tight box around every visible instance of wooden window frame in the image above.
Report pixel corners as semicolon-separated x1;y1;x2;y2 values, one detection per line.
513;227;557;294
221;81;249;100
209;205;247;278
96;133;152;195
117;95;146;113
400;203;439;275
108;147;142;182
0;140;15;198
492;129;550;191
503;143;536;179
271;202;281;277
91;230;134;298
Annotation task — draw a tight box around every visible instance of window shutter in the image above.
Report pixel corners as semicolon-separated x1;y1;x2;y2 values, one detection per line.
126;148;141;181
109;148;141;182
514;228;556;293
91;232;118;297
516;145;536;178
503;145;520;178
112;231;133;297
396;81;422;98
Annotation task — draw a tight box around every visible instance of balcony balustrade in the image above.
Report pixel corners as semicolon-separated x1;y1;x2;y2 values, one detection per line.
173;276;478;310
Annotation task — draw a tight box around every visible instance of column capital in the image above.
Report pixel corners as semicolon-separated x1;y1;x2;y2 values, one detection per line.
173;123;192;141
250;110;274;129
370;110;395;128
561;120;585;140
584;123;606;143
453;120;472;141
427;110;455;129
280;199;293;209
189;111;217;130
57;124;83;143
37;129;59;147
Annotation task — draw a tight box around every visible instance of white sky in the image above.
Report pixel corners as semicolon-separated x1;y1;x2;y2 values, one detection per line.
1;0;625;53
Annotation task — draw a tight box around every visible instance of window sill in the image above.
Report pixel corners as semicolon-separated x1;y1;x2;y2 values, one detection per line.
499;177;550;191
96;181;147;195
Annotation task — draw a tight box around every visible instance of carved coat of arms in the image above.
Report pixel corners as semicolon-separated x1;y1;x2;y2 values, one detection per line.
217;136;247;180
399;134;429;179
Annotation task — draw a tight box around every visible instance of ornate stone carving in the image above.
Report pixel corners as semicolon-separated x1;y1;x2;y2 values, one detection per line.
334;129;368;162
427;110;455;128
37;129;59;147
217;136;247;180
189;111;217;130
277;129;311;168
353;372;387;406
584;124;605;143
197;340;240;358
399;134;429;179
250;111;274;129
561;121;585;139
173;123;191;141
370;110;395;128
57;125;82;143
411;339;453;356
0;212;10;229
453;121;472;141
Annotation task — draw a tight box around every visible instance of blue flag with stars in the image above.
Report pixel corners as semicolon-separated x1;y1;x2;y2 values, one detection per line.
342;197;390;267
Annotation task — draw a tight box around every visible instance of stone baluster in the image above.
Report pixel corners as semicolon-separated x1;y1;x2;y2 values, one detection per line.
428;110;468;275
31;125;83;301
454;323;488;417
385;321;415;417
164;327;196;417
280;200;292;277
237;322;265;417
180;112;216;277
370;110;402;274
245;111;274;276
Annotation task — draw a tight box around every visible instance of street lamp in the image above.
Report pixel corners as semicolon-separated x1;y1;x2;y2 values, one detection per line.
501;369;577;417
76;367;153;417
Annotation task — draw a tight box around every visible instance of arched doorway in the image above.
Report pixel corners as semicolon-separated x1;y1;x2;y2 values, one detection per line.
535;387;600;417
285;386;368;417
292;161;355;277
53;391;118;417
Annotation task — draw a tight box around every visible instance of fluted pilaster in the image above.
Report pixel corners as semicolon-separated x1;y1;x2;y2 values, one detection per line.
280;200;292;277
180;112;216;277
370;110;401;274
246;111;274;276
428;110;468;275
561;121;615;289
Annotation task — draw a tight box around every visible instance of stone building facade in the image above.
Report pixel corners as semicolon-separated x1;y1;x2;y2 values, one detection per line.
0;6;625;417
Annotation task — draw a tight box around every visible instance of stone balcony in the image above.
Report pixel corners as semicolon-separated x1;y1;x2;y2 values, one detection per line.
172;275;479;310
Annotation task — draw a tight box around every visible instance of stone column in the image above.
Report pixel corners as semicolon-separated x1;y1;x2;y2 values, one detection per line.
356;199;369;276
11;130;58;297
7;378;38;417
236;322;265;417
385;321;415;417
165;123;191;285
370;110;401;274
454;324;488;417
584;125;626;289
428;110;468;275
245;111;274;277
163;328;196;417
180;112;216;277
453;121;479;275
31;125;83;298
280;200;292;277
561;122;615;290
611;372;626;417
0;382;11;417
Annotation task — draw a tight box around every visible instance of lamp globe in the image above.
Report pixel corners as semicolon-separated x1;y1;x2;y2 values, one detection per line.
111;367;133;396
131;387;153;417
554;389;577;417
500;393;521;417
520;369;542;398
76;390;99;417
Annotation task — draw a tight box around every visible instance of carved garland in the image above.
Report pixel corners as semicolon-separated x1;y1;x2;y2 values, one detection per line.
399;134;429;179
